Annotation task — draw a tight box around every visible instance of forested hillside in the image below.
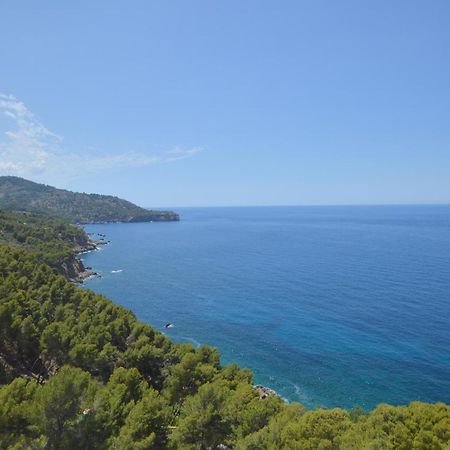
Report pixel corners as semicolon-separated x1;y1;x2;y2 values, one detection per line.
0;210;96;282
0;211;449;449
0;176;179;223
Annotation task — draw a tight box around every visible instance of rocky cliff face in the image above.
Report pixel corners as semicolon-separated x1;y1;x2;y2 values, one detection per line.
60;256;94;283
60;234;99;283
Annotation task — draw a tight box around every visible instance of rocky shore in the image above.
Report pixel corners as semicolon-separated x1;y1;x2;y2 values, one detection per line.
253;384;280;400
63;234;109;283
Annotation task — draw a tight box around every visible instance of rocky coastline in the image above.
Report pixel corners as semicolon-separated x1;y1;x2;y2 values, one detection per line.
70;230;286;400
253;384;281;400
64;234;109;283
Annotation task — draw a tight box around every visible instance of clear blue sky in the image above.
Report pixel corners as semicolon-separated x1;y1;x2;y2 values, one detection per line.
0;1;449;207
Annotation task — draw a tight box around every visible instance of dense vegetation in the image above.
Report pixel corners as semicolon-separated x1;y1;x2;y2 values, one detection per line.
0;211;449;449
0;176;179;223
0;210;91;279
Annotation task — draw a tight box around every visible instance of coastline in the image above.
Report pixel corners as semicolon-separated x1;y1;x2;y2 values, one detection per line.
79;227;284;402
68;233;110;283
254;384;282;400
58;208;450;412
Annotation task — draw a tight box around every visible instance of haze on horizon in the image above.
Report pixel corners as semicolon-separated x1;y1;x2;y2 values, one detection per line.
0;1;449;208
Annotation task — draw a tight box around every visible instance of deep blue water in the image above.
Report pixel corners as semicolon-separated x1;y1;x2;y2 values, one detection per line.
83;205;450;409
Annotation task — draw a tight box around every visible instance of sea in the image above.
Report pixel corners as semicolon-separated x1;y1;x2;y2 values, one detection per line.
83;205;450;410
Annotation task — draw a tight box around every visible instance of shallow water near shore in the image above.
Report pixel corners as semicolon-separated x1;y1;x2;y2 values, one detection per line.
83;205;450;409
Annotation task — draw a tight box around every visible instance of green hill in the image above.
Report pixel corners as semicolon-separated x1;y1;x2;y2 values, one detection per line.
0;210;96;282
0;176;179;223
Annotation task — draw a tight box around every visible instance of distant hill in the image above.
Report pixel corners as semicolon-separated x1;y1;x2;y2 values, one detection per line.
0;176;179;223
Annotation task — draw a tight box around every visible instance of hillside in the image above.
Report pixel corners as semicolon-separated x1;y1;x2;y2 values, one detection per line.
0;210;96;281
0;176;179;223
0;210;449;449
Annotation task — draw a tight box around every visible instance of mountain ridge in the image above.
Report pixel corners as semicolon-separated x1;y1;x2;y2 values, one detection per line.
0;176;179;223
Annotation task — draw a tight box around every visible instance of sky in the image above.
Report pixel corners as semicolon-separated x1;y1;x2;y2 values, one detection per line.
0;1;449;207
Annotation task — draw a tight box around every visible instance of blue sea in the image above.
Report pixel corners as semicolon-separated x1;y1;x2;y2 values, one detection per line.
83;205;450;410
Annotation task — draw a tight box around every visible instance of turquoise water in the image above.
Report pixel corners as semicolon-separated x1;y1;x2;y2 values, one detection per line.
83;205;450;409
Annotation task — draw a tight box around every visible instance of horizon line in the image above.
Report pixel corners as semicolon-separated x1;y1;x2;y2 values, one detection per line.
144;202;450;210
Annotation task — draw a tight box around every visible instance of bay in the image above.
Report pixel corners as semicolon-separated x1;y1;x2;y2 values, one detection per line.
83;205;450;409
